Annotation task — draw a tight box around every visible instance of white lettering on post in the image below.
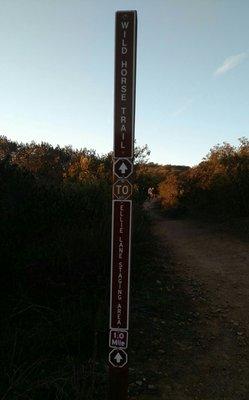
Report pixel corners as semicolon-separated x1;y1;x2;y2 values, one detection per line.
119;20;130;152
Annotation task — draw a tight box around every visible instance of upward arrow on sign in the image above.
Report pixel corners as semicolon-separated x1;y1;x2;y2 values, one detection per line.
114;158;133;178
114;352;123;364
109;348;128;368
119;162;128;175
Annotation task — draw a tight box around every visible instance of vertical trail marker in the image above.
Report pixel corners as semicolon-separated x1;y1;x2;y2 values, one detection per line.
109;10;137;400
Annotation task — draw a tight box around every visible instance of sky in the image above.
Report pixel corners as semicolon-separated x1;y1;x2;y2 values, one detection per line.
0;0;249;166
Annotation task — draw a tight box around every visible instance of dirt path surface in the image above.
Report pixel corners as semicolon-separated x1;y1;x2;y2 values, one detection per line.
152;209;249;335
132;202;249;400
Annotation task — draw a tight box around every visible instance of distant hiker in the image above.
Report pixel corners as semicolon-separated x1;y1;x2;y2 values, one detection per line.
148;187;155;200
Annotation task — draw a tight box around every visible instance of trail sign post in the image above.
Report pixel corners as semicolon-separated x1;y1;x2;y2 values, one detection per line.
114;158;133;179
109;10;137;400
109;349;128;368
113;179;132;200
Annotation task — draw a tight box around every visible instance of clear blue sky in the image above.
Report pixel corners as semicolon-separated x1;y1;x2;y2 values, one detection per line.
1;0;248;166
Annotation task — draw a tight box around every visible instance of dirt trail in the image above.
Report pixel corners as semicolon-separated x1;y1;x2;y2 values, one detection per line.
151;209;249;334
137;202;249;400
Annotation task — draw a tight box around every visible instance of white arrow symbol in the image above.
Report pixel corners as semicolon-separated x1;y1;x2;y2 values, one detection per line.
119;162;128;175
114;352;123;364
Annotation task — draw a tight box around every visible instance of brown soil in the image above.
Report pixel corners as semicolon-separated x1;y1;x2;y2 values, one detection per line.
132;201;249;400
153;211;249;335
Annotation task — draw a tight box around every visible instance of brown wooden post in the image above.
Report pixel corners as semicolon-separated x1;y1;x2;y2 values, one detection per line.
109;10;137;400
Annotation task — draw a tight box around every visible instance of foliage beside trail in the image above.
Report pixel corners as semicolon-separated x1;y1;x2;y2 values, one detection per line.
135;161;189;203
0;136;152;399
2;133;248;398
159;138;249;218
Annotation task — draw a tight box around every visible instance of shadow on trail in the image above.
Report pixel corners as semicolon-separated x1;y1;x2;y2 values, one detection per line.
128;200;249;400
128;200;204;399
